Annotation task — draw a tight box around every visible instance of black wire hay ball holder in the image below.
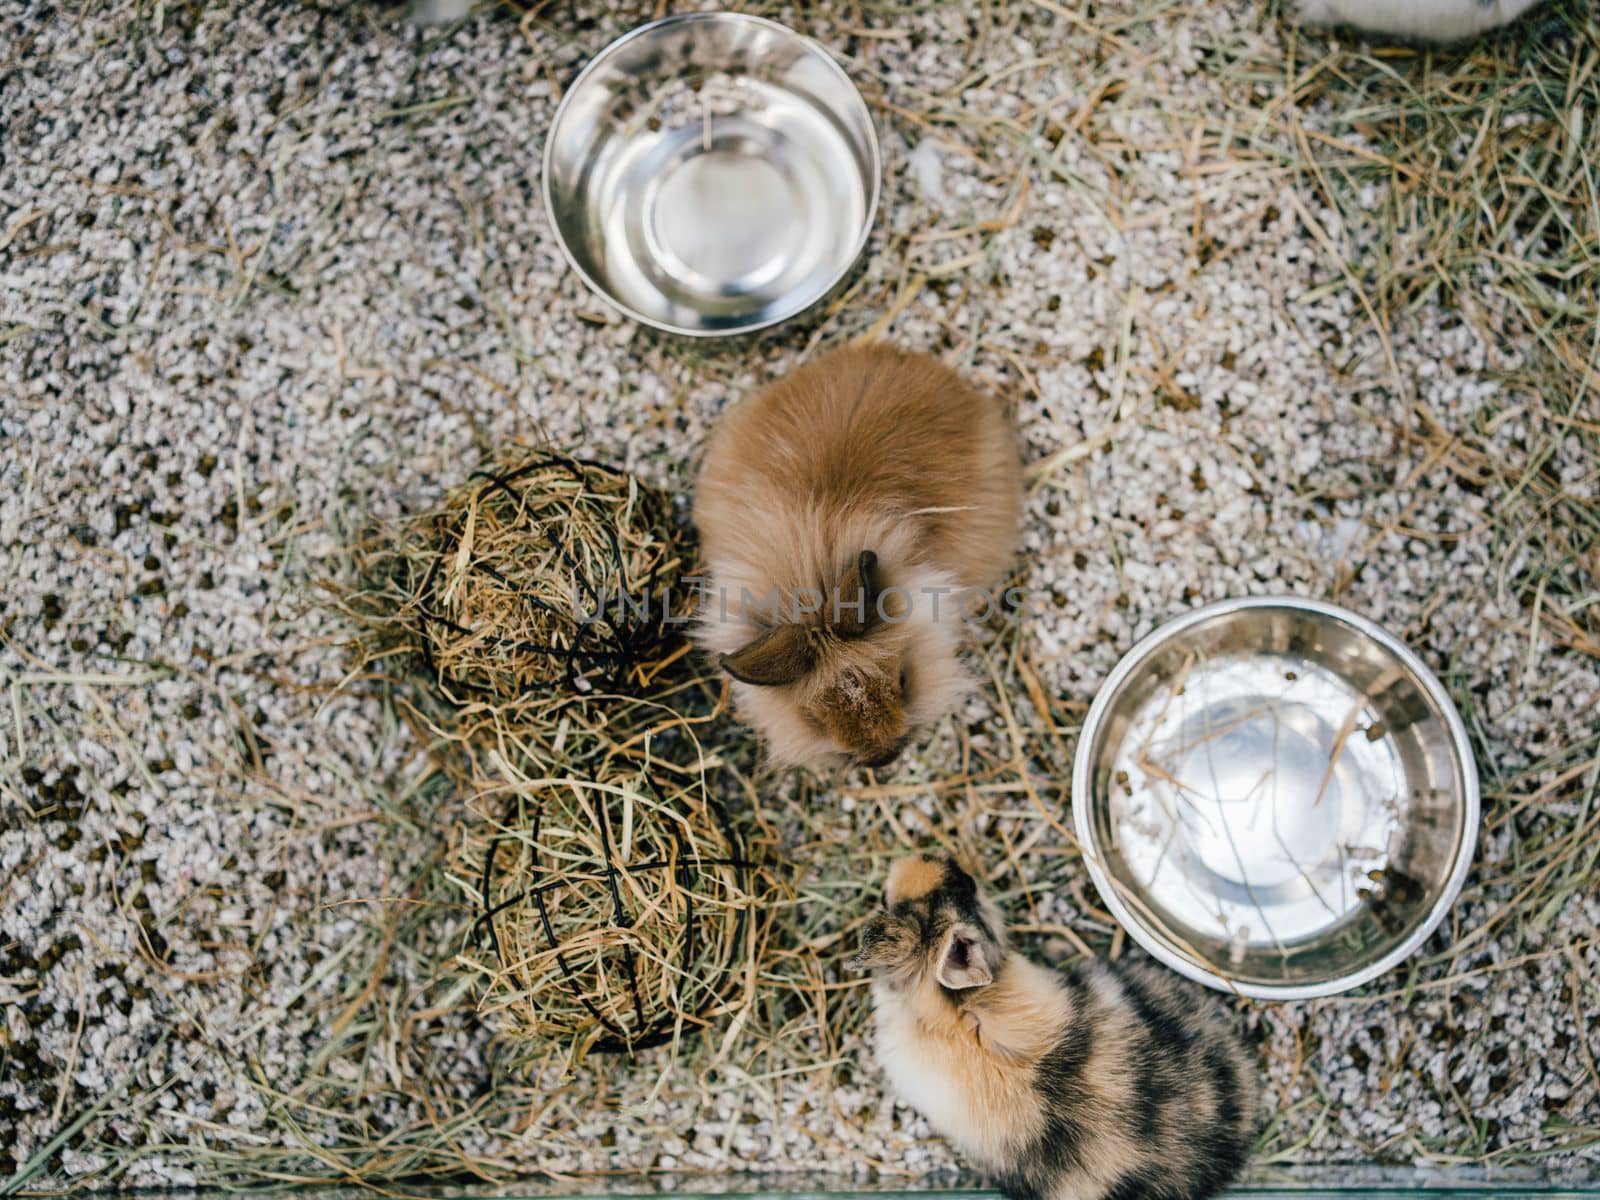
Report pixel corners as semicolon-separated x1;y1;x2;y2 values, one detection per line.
413;453;685;703
469;767;758;1057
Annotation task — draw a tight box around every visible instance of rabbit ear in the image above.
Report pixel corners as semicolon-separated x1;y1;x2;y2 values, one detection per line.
721;624;817;686
832;549;882;638
935;923;994;991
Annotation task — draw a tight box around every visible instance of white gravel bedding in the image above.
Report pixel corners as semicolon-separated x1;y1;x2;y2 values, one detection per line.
3;0;1597;1189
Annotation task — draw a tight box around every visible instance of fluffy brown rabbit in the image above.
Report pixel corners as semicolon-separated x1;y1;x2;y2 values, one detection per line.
850;853;1260;1200
692;343;1022;769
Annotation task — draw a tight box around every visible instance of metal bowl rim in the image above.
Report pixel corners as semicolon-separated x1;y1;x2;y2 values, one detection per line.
540;11;883;339
1070;594;1480;1001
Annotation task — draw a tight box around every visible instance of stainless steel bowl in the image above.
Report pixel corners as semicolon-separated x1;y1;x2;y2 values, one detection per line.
543;13;881;337
1072;596;1479;1000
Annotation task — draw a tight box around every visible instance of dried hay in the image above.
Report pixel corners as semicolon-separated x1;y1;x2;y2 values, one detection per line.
330;445;783;1067
342;449;688;704
458;752;768;1063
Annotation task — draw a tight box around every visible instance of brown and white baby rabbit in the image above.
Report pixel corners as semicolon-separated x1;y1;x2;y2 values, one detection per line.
692;344;1022;769
850;854;1259;1200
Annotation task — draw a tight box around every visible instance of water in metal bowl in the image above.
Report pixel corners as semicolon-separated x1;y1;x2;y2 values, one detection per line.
1072;597;1479;1000
543;13;880;337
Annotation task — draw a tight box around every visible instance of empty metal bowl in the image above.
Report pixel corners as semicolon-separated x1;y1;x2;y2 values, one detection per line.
543;13;881;337
1072;596;1479;1000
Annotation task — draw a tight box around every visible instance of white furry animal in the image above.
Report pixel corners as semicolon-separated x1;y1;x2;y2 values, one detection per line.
692;343;1022;770
1293;0;1544;41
